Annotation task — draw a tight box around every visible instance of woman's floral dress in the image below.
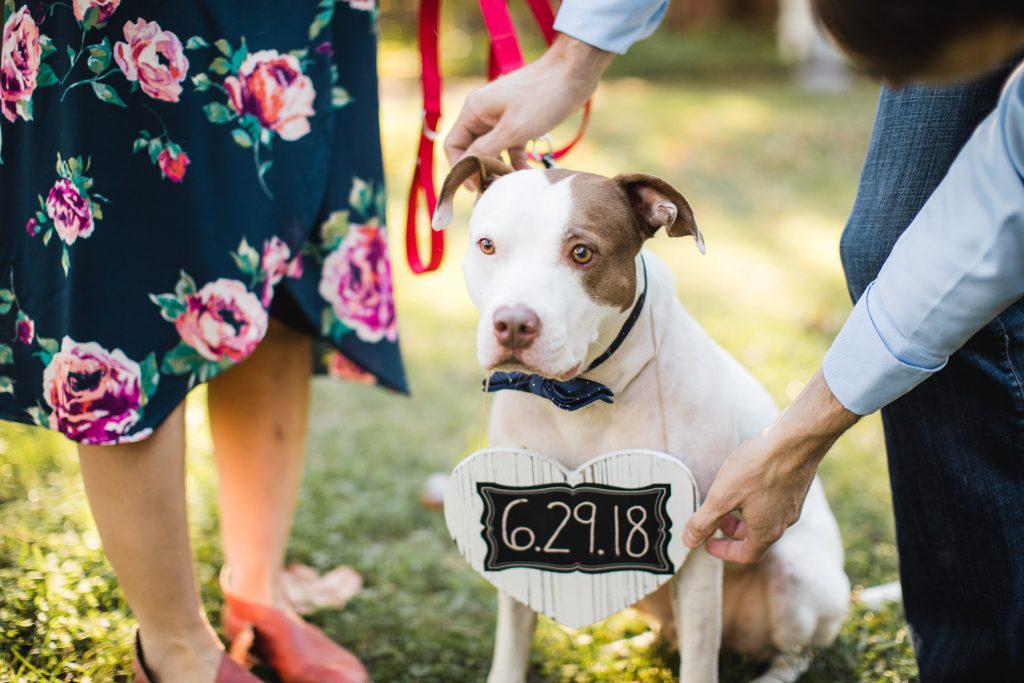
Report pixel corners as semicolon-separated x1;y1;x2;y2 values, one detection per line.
0;0;405;445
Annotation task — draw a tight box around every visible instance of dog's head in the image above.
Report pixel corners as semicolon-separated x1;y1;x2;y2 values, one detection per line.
432;155;703;380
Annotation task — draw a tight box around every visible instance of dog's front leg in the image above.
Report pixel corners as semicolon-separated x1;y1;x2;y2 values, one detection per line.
487;591;538;683
671;546;724;683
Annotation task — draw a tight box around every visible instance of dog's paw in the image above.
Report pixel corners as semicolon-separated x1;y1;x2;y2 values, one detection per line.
748;651;811;683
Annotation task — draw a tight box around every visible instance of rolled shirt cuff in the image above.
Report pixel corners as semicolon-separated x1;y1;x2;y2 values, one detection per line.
553;1;668;54
822;282;947;415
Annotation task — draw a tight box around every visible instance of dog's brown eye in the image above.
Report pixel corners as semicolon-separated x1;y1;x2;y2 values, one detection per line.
479;238;496;255
571;244;594;265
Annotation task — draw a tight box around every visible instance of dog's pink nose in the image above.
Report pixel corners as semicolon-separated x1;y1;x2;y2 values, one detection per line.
493;305;541;349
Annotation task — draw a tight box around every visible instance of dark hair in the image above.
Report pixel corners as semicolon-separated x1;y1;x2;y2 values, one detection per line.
812;0;1024;80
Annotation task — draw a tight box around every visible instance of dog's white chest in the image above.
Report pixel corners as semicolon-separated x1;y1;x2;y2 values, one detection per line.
444;448;699;629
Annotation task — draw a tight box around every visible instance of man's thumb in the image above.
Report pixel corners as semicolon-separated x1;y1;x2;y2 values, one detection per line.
683;501;724;549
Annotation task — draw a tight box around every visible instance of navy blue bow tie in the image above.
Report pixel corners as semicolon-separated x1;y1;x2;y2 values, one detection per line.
485;371;615;411
484;257;648;412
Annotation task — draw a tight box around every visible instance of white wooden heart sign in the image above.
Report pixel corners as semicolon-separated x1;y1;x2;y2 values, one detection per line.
444;448;699;629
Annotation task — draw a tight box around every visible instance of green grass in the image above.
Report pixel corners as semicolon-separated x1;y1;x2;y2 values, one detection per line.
1;55;917;683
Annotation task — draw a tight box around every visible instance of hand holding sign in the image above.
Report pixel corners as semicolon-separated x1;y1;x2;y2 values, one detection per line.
683;369;859;564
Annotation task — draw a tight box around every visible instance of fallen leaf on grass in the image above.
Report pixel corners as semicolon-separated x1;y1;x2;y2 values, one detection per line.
281;563;363;615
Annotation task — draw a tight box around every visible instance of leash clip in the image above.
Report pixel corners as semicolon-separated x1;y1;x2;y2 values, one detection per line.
527;134;557;168
421;110;442;142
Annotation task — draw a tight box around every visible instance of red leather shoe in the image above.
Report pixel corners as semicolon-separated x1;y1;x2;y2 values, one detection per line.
221;581;370;683
131;628;259;683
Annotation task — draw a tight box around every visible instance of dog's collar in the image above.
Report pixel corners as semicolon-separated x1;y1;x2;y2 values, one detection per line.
581;256;649;375
485;256;649;411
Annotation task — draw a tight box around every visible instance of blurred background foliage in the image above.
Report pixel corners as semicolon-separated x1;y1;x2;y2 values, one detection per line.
378;0;786;80
2;1;918;681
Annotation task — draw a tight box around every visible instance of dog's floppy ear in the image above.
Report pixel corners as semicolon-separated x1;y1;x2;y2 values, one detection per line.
615;173;705;254
431;155;515;230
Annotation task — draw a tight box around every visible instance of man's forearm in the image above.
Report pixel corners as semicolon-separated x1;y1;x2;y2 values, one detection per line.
773;370;860;465
541;35;615;92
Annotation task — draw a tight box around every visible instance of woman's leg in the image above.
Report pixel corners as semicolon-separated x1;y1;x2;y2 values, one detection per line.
208;318;312;607
79;402;224;682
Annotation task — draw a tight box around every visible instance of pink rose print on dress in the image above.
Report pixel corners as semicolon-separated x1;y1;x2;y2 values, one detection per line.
260;236;290;306
0;6;41;123
113;19;189;102
132;127;190;184
152;261;270;384
224;50;315;142
187;37;324;197
157;147;190;182
40;337;157;445
257;236;303;306
46;178;94;245
16;312;34;345
262;236;290;274
319;224;398;344
29;154;108;275
174;278;268;363
73;0;121;25
0;277;35;346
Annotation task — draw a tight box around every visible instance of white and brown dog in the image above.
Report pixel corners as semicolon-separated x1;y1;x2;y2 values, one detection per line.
432;156;850;683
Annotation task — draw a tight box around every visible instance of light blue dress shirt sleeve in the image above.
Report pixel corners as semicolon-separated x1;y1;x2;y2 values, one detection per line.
823;61;1024;416
553;0;669;54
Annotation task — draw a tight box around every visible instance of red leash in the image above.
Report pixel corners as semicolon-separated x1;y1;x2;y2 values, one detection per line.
405;0;592;274
406;0;444;275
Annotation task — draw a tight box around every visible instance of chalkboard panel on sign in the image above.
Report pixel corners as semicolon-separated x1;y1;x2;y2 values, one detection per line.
477;483;674;574
445;448;700;628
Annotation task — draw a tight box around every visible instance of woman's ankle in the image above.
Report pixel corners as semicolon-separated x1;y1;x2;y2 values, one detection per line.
138;626;224;683
221;565;292;612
